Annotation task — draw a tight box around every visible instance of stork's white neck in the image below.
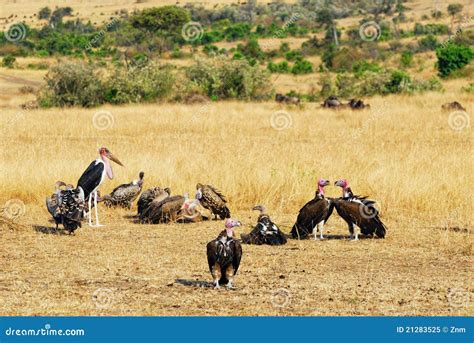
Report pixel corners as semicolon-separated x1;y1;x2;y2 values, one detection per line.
100;155;113;179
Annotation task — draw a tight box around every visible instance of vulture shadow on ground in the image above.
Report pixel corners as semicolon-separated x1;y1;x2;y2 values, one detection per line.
175;279;214;288
291;234;380;241
33;225;69;235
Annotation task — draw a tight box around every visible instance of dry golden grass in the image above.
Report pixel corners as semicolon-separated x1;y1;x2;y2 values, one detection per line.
0;71;472;315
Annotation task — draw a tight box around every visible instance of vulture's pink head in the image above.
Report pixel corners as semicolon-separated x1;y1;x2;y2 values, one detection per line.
335;179;349;188
318;178;330;187
225;218;241;237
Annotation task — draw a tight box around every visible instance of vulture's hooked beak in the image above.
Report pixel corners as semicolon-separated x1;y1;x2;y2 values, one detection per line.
107;152;124;166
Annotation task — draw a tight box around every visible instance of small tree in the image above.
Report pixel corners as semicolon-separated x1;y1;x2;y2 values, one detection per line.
447;4;463;31
436;43;473;78
38;7;51;20
2;54;16;68
131;6;190;35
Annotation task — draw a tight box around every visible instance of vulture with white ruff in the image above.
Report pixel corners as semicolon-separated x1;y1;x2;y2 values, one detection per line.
333;179;387;240
103;171;144;209
196;183;230;219
206;218;242;288
291;178;334;239
241;205;287;245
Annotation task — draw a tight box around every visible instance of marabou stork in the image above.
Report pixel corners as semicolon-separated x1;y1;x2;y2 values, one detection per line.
77;147;123;227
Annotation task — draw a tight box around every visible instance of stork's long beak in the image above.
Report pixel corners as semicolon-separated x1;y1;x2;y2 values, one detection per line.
107;152;124;166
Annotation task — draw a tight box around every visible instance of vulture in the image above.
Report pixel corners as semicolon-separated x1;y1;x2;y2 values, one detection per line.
206;218;242;288
46;181;69;229
441;101;466;112
139;191;199;224
322;95;342;108
196;183;230;220
291;178;334;240
46;183;85;234
348;98;370;109
275;93;300;105
103;171;144;209
334;179;387;240
137;186;169;216
241;205;287;245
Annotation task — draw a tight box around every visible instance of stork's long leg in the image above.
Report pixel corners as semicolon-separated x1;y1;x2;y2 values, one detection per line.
94;191;104;227
88;194;93;227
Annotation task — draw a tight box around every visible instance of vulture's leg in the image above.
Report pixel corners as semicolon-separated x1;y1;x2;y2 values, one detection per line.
225;265;234;289
348;222;355;240
212;263;221;289
318;220;325;240
87;195;93;227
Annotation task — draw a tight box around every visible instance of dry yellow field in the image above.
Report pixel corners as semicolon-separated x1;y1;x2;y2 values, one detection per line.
0;68;472;315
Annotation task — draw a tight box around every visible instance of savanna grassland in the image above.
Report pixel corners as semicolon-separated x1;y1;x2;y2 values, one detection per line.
0;0;473;317
0;79;472;316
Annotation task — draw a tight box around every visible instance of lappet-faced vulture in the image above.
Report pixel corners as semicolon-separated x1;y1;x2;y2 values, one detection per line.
291;178;334;240
206;218;242;288
333;179;387;240
241;205;287;245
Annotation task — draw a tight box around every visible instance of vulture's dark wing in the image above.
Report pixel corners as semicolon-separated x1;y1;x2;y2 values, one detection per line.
206;240;218;272
291;197;332;238
207;185;227;203
77;160;103;199
231;240;242;274
334;199;386;238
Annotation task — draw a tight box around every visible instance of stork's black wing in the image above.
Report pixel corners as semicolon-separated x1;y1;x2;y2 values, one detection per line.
77;160;103;199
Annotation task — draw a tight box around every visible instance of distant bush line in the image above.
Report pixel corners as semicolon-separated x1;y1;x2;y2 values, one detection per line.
37;57;446;108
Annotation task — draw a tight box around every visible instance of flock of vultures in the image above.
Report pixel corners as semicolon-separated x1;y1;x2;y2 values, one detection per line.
46;147;386;288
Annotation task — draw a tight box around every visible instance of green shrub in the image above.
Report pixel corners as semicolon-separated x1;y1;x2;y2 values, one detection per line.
461;83;474;93
418;35;438;52
104;64;174;104
285;50;303;61
39;62;105;107
267;61;290;73
2;54;16;68
436;43;474;78
400;51;413;68
352;60;381;77
185;56;271;100
291;59;313;75
385;69;412;93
